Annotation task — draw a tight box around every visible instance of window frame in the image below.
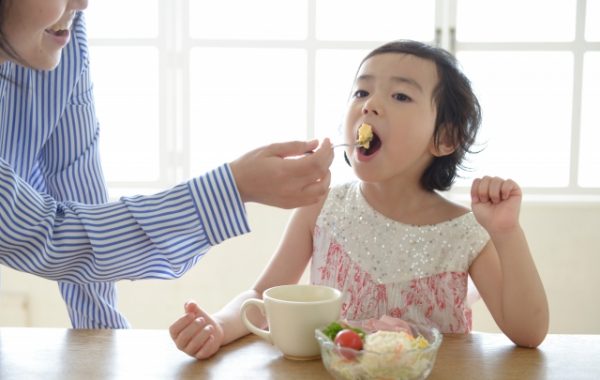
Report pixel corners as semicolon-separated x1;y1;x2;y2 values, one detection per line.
87;0;600;202
447;0;600;200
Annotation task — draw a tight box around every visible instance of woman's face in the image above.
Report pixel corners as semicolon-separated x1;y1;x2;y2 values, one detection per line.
1;0;88;70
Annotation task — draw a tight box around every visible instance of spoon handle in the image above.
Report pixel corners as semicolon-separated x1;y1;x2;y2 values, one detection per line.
304;142;358;155
333;143;358;148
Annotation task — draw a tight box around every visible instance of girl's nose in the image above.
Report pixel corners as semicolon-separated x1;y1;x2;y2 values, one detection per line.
361;94;381;116
362;103;380;116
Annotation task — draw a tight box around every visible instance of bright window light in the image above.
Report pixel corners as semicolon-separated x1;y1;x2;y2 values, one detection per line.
579;53;600;187
85;0;158;39
316;0;435;41
189;0;307;40
314;49;371;140
456;0;577;42
89;47;160;182
456;52;573;187
83;0;598;199
586;0;600;41
189;48;307;174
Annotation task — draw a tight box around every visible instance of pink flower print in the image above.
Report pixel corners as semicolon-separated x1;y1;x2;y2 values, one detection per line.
390;307;403;318
404;290;415;306
465;309;473;330
318;263;331;282
425;305;434;318
341;302;349;315
354;265;362;283
317;241;343;282
335;250;350;289
375;283;387;303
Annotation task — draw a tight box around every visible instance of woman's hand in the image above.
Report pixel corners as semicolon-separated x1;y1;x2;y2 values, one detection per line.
471;176;522;235
169;300;225;360
230;139;334;209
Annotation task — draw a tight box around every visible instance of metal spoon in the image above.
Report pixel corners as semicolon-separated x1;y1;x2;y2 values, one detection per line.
333;143;360;148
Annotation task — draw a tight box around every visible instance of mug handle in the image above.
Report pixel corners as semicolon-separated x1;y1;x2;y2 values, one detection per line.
240;298;272;344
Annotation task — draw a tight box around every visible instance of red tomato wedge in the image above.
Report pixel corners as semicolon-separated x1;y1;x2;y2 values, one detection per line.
334;329;363;359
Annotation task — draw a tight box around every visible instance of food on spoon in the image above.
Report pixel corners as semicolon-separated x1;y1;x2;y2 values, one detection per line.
356;123;373;149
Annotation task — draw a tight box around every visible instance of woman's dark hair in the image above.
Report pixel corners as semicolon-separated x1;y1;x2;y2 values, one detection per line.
0;0;19;62
359;40;482;191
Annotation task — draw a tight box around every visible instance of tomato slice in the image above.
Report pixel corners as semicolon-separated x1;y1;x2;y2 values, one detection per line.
334;329;363;359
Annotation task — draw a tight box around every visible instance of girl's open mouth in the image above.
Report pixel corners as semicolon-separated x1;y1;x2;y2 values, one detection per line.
358;132;381;156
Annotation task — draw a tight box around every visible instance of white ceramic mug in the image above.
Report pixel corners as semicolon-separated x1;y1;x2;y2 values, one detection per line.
241;284;342;360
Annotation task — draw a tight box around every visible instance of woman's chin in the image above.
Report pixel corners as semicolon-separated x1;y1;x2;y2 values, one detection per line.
13;43;63;70
36;52;62;70
23;53;62;71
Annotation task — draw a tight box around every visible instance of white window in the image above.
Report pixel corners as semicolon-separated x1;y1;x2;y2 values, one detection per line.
86;0;599;201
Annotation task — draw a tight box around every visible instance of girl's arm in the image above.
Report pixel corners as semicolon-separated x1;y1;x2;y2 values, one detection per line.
170;196;326;359
469;177;549;347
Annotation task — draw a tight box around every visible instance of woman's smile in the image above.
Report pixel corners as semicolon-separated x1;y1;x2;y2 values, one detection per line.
0;1;87;69
44;28;71;47
44;12;75;47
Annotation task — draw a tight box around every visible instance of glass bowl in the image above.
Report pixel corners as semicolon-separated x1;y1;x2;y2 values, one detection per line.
315;321;442;380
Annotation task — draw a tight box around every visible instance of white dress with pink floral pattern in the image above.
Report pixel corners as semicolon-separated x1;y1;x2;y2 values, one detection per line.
310;182;489;333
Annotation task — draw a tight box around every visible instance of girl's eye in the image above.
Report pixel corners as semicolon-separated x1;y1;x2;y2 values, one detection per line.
393;93;412;102
353;89;369;98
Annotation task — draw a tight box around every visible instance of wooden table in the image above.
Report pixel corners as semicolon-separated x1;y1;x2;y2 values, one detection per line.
0;328;598;379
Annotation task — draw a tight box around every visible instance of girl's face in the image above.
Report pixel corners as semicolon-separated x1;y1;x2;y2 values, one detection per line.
343;53;449;186
0;0;88;70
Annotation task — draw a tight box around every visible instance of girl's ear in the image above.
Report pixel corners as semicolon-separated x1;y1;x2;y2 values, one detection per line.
429;125;456;157
431;140;455;157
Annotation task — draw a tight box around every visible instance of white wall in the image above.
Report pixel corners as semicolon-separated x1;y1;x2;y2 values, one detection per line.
1;202;599;334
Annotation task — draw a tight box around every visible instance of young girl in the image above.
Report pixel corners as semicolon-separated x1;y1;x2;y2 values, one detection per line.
170;40;549;359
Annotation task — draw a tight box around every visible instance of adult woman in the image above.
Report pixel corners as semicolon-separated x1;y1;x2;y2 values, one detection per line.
0;0;333;328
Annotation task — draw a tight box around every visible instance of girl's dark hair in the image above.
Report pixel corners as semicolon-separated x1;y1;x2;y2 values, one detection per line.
359;40;482;191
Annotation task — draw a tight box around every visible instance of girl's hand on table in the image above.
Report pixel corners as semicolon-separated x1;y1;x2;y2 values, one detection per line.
169;300;224;360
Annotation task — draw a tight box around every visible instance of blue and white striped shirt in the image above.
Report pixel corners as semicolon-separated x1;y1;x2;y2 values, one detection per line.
0;13;250;328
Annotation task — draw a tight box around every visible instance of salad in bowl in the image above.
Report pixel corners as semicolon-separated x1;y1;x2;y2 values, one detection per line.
315;316;442;380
